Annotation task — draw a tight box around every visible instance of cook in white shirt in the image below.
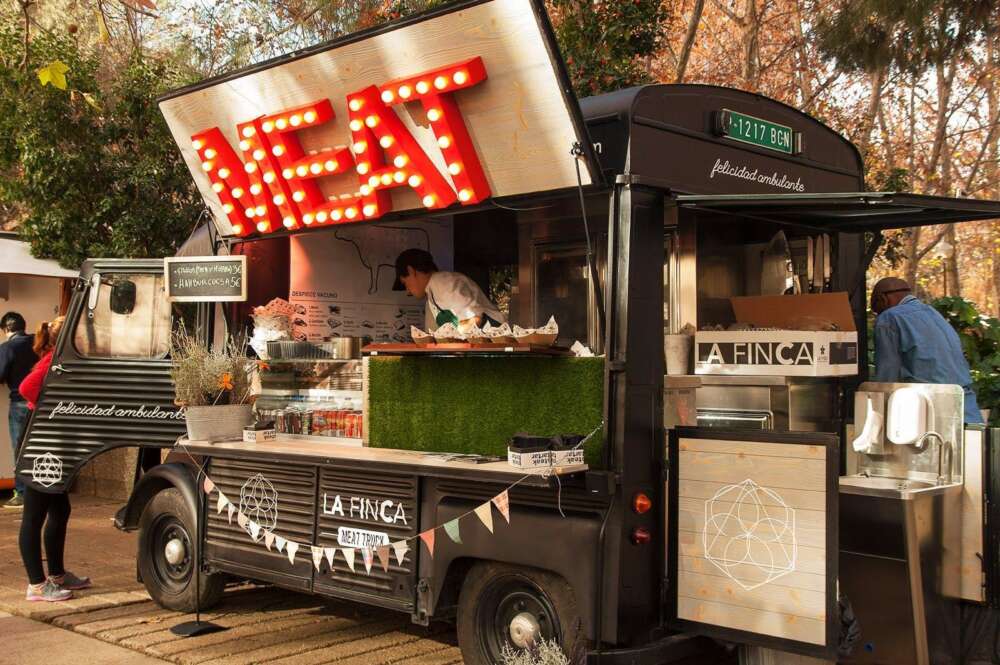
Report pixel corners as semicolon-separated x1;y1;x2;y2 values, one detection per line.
393;248;506;332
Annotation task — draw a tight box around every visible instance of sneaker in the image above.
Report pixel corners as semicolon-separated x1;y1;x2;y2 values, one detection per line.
26;580;73;602
49;571;92;590
4;491;23;508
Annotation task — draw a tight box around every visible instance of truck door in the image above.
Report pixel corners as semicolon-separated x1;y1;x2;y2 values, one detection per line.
16;259;199;493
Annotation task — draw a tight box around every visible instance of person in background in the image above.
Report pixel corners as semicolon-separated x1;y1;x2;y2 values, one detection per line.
393;248;506;332
871;277;983;423
0;312;38;508
18;316;91;601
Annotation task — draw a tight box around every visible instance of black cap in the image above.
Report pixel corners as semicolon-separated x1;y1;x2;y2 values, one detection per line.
392;248;437;291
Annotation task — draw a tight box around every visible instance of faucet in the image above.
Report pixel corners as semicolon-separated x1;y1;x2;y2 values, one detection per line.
915;431;952;484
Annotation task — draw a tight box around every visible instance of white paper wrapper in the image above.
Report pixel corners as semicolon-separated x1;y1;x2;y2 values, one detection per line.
464;325;487;345
484;322;514;344
411;326;433;346
433;322;465;343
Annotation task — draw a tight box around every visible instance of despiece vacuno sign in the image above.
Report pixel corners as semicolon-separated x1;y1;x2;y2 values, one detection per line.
164;255;247;302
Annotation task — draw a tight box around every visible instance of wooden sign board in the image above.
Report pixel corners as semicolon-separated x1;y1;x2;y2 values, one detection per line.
158;0;598;238
668;429;838;658
164;256;247;302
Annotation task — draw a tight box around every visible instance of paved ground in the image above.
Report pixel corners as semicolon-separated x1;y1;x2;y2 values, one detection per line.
0;611;170;665
0;495;463;665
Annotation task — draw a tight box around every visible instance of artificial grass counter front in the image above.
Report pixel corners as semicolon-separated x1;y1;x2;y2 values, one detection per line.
366;356;604;467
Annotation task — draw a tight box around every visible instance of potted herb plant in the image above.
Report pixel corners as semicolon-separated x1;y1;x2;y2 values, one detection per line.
171;329;255;441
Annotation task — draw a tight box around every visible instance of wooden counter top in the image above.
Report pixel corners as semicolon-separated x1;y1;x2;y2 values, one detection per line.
178;437;589;487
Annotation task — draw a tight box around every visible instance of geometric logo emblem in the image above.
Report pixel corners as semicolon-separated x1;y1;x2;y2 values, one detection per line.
239;473;279;531
703;479;796;591
31;452;64;488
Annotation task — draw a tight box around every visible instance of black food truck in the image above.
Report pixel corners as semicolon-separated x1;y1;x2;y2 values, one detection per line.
15;1;1000;663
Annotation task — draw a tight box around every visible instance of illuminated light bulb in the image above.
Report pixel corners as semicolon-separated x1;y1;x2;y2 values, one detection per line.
245;208;255;218
232;187;244;198
282;168;294;179
434;75;448;89
304;111;317;123
368;175;380;188
448;162;462;175
315;211;328;223
263;171;276;183
262;121;274;133
381;173;393;186
408;174;423;188
398;85;412;99
303;213;314;225
379;135;394;148
427;108;442;122
324;160;337;171
242;126;256;138
353;141;367;154
250;184;262;195
244;162;257;173
201;161;214;172
357;162;370;175
253;149;266;161
363;204;377;216
360;184;372;196
272;145;285;157
239;140;251;151
296;165;309;177
380;90;394;103
211;182;224;193
393;155;408;168
349;119;363;132
223;203;234;213
345;207;358;219
255;205;266;216
292;190;305;202
438;135;452;149
332;209;343;221
204;148;217;159
192;139;204;150
453;70;468;85
458;188;472;202
256;221;269;232
290;114;302;126
217;167;231;179
349;98;363;112
275;118;288;130
416;80;430;94
273;194;285;205
283;216;295;228
394;170;406;183
422;194;436;207
232;223;243;234
310;163;322;175
365;115;378;128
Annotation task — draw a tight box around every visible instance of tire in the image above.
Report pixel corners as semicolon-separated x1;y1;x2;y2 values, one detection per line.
137;488;224;612
457;561;585;665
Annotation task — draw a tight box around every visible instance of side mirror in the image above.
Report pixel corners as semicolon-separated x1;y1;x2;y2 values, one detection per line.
110;279;137;315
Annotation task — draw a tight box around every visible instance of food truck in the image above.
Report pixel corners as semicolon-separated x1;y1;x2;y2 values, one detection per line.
14;0;1000;663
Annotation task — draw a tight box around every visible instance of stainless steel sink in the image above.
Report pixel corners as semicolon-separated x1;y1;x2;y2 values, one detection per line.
839;474;962;499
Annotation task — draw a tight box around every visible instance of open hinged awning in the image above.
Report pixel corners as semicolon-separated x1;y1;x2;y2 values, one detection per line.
676;192;1000;232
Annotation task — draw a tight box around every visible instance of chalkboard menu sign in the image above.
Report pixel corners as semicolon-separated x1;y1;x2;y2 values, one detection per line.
164;256;247;302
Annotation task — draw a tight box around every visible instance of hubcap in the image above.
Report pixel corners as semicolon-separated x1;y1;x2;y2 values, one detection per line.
164;538;186;566
509;611;540;649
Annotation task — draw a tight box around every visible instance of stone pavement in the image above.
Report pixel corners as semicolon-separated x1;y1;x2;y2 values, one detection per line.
0;495;464;664
0;611;170;665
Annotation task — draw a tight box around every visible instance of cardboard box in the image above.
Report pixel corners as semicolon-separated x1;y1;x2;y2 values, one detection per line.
243;428;277;443
695;293;858;377
507;447;586;469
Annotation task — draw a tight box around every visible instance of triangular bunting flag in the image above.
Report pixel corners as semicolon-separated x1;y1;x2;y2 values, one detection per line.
492;490;511;523
216;492;228;514
342;548;356;572
420;529;435;557
286;541;299;565
362;547;374;574
203;477;215;494
275;535;287;553
264;531;275;551
324;547;337;569
391;540;410;566
227;503;236;523
443;519;462;544
474;502;494;533
236;512;248;529
311;545;323;571
248;520;261;541
376;545;391;572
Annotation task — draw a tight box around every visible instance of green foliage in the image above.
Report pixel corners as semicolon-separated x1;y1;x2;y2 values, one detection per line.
930;296;1000;423
0;25;202;270
367;356;604;466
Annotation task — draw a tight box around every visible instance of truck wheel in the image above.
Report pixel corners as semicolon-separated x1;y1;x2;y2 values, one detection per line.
457;562;584;665
138;488;224;612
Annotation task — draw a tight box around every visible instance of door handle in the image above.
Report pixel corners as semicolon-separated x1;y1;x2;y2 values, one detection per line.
50;364;73;374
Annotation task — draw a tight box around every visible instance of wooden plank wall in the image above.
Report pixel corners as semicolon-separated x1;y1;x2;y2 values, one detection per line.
677;437;828;646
